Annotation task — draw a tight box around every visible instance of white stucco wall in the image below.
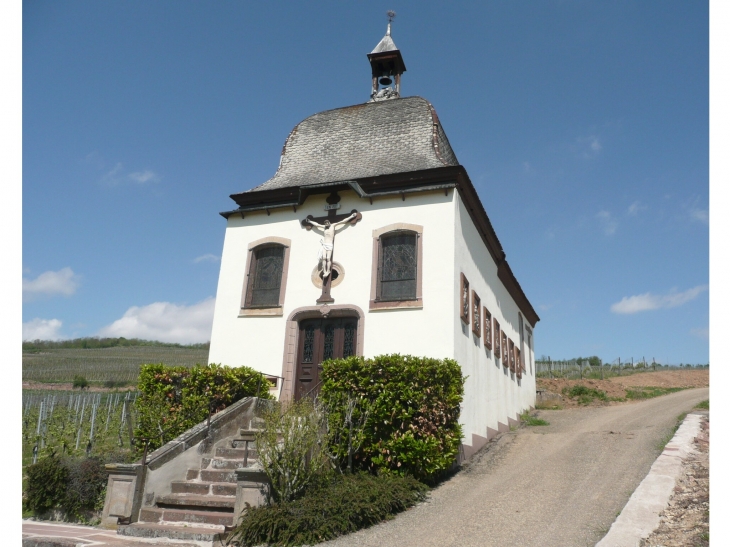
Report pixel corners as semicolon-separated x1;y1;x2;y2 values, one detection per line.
209;186;536;458
209;188;456;378
452;194;536;451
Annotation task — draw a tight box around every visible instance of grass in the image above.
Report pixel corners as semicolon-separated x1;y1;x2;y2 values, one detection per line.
535;401;563;410
520;411;549;426
562;385;607;405
657;411;688;452
695;399;709;410
624;386;685;400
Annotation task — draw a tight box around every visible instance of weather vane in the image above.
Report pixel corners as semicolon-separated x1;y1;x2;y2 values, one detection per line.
387;10;396;24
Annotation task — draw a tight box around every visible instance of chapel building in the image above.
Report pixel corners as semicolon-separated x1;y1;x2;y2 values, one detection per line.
209;23;539;459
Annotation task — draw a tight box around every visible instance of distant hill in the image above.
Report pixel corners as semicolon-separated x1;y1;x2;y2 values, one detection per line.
23;337;210;352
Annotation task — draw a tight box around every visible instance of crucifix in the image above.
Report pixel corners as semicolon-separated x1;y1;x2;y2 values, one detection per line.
301;192;362;304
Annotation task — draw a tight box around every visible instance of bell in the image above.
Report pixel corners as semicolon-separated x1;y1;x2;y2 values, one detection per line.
379;76;393;86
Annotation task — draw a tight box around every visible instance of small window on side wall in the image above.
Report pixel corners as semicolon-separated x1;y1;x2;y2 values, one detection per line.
241;237;291;315
370;224;423;310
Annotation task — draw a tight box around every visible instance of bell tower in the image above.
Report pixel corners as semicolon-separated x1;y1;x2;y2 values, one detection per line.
367;11;406;101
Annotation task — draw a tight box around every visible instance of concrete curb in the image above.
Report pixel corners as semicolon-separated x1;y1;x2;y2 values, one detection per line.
595;412;703;547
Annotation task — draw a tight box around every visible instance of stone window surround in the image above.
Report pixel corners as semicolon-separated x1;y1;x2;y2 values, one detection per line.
278;304;365;403
239;236;291;317
369;223;424;311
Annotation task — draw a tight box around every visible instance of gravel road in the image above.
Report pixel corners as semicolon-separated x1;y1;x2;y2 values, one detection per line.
321;387;709;547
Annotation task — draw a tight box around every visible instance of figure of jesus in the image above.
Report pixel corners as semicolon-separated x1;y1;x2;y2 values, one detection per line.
305;212;358;279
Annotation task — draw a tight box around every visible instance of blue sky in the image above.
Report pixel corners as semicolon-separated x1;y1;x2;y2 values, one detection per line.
21;1;710;364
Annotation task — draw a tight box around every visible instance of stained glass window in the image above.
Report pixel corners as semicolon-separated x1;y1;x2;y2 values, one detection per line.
250;246;284;307
323;325;335;360
302;326;315;363
379;233;417;301
343;323;356;357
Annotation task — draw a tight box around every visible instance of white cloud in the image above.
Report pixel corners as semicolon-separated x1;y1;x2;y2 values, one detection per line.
23;318;65;341
193;254;220;264
23;267;80;301
689;207;708;225
94;158;160;186
100;162;124;185
610;285;708;314
596;211;618;235
97;297;215;344
690;327;709;340
577;134;602;158
627;201;646;216
128;170;160;184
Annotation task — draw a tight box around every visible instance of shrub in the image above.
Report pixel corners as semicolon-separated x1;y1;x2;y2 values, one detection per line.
64;457;108;516
562;384;607;404
255;398;328;503
72;376;89;389
24;455;69;513
320;354;464;482
229;472;428;547
135;363;273;454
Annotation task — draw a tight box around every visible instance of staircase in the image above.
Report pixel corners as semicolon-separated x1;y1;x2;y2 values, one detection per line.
117;421;262;543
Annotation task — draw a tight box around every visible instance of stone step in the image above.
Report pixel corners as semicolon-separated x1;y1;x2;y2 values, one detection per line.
171;480;237;496
156;493;235;509
139;507;234;527
200;469;238;483
236;429;257;440
215;447;252;459
117;522;225;542
209;456;256;469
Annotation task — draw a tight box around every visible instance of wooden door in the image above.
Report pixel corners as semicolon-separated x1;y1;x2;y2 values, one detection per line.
294;317;358;400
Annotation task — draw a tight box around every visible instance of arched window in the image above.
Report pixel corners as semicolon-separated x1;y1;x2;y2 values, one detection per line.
370;224;423;309
241;237;291;315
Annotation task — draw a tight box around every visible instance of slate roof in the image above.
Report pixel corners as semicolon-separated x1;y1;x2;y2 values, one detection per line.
247;96;459;193
371;24;398;53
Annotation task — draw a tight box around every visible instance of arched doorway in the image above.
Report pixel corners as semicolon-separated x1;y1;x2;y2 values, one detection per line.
294;316;358;400
280;305;365;402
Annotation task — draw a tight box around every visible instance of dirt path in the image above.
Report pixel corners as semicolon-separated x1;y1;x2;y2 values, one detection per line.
322;387;709;547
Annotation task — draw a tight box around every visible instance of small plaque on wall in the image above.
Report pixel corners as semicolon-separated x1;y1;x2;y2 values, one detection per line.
484;307;492;350
502;331;509;366
494;319;501;359
460;273;470;324
508;339;516;373
471;291;481;337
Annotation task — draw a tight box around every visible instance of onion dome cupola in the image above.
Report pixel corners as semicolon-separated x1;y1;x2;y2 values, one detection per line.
368;11;406;102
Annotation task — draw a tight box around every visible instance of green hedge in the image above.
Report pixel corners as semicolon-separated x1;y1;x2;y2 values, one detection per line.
320;354;464;481
24;456;107;519
135;363;273;454
230;472;428;547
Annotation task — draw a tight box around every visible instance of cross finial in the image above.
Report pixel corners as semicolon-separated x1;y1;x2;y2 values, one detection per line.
386;10;396;34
